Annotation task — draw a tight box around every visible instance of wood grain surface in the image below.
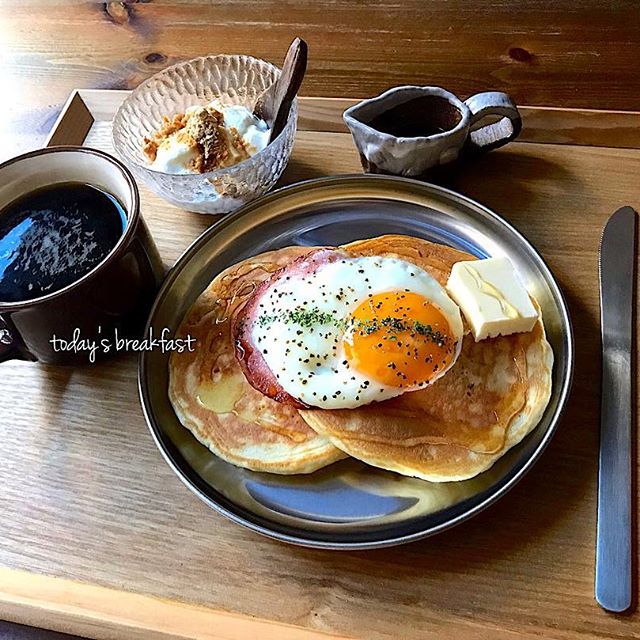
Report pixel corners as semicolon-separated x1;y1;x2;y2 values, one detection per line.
0;90;639;639
2;0;640;160
0;568;351;640
60;89;640;149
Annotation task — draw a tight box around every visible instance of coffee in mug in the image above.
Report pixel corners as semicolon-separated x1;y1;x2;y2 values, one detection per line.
0;146;164;365
0;182;127;302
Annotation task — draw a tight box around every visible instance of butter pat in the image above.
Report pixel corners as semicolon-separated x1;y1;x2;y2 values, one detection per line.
446;257;538;341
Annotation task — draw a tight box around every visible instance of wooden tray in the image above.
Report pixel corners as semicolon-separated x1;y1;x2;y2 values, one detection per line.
1;89;639;640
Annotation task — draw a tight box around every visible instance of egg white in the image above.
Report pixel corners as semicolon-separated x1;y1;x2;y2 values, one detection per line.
250;256;463;409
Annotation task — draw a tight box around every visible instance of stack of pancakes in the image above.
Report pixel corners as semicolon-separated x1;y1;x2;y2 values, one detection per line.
169;235;553;482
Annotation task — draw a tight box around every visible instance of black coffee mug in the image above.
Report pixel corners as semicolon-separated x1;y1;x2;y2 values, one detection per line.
0;146;164;365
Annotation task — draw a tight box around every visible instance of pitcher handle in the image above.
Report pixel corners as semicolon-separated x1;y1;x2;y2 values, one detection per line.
463;91;522;154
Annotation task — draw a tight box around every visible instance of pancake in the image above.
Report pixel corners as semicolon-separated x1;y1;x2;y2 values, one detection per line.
299;235;554;482
169;247;345;474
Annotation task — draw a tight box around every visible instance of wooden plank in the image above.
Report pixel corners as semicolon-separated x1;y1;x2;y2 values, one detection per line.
280;100;640;149
298;96;640;149
519;105;640;149
0;569;352;640
2;0;639;109
45;91;94;147
2;0;640;160
293;94;640;149
77;89;640;149
1;92;640;640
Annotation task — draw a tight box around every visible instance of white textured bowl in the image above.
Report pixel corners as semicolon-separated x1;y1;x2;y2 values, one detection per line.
112;55;297;214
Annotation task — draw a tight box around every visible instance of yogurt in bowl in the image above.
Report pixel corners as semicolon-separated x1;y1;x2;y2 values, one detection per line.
143;99;271;175
112;54;297;214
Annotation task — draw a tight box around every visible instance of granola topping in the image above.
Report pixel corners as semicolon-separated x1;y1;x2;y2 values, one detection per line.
142;99;269;174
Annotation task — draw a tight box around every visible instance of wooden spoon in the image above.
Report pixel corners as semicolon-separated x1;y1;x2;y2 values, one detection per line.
255;38;308;143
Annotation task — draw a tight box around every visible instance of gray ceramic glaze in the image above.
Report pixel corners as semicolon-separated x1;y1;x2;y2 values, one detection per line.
343;86;522;176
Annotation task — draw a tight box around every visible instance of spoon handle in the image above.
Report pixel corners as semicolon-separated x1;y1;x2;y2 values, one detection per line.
269;38;308;143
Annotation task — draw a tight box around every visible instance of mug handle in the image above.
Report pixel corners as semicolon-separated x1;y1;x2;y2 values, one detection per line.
463;91;522;154
0;318;28;363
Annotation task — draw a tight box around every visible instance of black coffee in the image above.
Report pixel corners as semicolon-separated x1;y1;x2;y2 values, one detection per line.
368;95;462;138
0;182;126;302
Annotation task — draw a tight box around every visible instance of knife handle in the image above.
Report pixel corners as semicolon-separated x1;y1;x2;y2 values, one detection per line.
595;348;632;612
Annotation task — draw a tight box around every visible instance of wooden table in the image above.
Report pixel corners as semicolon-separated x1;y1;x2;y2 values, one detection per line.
2;1;640;160
0;89;639;639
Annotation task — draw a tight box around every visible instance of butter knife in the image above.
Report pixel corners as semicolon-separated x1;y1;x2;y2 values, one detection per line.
596;205;637;612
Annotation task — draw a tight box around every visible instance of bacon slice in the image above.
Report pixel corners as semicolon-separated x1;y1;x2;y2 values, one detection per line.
232;248;346;408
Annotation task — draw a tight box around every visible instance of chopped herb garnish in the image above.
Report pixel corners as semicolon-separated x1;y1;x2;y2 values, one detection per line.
256;306;449;347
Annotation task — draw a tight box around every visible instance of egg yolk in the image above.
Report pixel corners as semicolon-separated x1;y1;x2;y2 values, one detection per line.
343;291;455;388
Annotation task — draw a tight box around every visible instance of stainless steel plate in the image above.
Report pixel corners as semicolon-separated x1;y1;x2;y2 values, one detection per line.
139;175;573;549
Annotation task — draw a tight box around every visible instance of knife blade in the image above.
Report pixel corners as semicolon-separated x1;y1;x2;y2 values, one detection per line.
596;205;637;613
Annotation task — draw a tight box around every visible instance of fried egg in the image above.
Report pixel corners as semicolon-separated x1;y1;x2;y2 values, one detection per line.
249;255;464;409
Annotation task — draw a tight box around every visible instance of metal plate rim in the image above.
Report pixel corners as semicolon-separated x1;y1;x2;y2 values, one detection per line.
139;173;574;550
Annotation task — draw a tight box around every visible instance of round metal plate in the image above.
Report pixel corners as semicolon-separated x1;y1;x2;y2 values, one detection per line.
139;175;573;549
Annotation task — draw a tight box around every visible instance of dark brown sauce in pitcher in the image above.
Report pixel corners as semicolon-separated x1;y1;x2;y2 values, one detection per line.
367;95;462;138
